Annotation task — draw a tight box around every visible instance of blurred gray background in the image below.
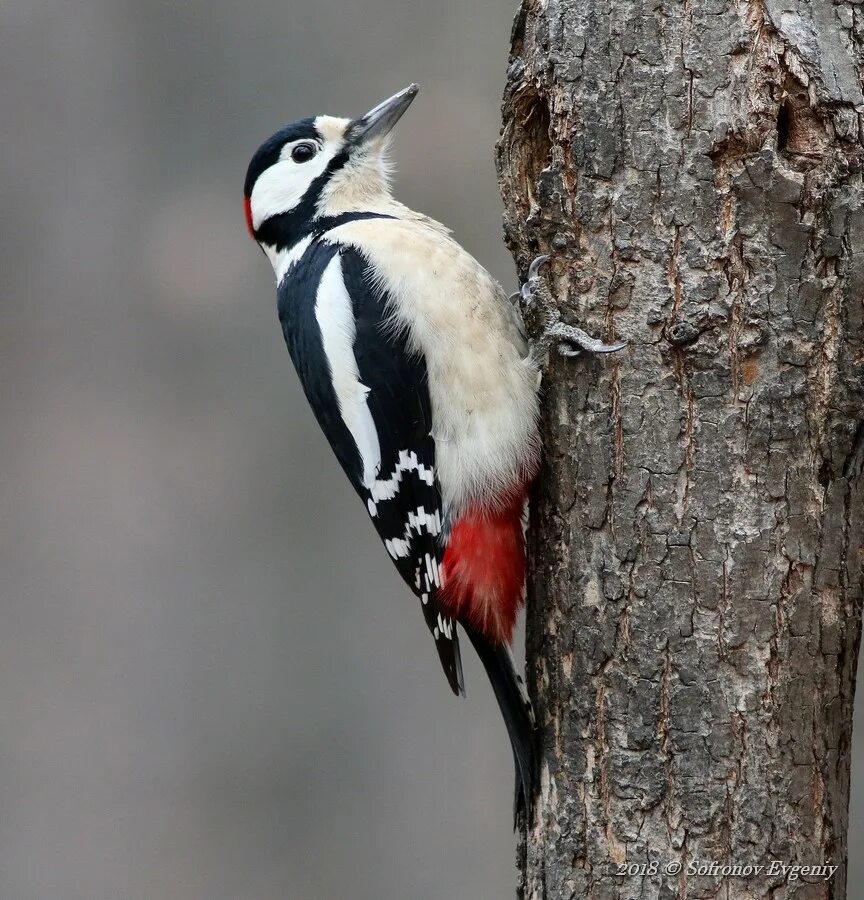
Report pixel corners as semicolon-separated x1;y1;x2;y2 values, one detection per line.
1;2;861;899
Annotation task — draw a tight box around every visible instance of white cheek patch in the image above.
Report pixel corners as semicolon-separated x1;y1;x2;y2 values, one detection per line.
249;143;334;228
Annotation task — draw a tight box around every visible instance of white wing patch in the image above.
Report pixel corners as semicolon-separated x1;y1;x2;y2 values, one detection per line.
315;255;382;490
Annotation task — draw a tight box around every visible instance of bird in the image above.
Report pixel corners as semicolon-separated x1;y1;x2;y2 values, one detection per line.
243;84;624;819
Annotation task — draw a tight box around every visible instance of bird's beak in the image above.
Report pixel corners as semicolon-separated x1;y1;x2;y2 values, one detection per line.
347;84;419;147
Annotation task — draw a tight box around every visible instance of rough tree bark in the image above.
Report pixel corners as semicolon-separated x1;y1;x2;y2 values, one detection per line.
497;1;864;897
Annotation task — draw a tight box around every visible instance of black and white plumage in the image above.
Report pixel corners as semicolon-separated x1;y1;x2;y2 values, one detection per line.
244;85;542;816
277;234;464;693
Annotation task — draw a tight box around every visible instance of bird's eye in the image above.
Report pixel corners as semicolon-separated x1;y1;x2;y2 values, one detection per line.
291;143;317;163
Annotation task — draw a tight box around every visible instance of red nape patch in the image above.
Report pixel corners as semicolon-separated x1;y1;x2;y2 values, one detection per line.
243;196;255;239
440;487;528;646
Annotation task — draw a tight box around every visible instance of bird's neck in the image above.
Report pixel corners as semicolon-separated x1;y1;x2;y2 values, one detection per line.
262;205;402;285
259;186;401;249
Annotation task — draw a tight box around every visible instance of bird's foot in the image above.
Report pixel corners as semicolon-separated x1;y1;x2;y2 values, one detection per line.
542;321;627;357
520;255;626;361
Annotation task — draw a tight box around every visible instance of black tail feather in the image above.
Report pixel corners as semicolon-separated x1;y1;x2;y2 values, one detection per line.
463;625;536;826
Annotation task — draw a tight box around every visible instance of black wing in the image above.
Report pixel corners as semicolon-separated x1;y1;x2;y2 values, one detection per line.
278;240;464;695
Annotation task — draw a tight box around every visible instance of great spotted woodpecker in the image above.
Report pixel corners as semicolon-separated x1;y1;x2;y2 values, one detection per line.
243;85;624;818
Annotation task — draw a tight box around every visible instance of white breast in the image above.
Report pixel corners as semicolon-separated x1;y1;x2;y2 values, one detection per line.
326;214;540;512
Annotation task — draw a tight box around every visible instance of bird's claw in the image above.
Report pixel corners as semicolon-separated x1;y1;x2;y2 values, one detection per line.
527;254;551;281
520;254;551;310
544;321;627;357
518;255;626;364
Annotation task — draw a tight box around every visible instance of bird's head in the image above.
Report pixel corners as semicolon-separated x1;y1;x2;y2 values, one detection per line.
243;84;418;249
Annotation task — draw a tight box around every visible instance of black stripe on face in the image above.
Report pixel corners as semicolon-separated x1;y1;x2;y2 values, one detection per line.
254;150;351;251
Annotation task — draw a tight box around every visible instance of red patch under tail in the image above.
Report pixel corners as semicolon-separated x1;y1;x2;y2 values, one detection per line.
440;487;528;646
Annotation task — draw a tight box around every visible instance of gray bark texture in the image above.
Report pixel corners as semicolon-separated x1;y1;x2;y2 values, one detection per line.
496;1;864;897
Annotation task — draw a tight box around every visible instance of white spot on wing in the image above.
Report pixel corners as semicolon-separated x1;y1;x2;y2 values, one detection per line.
431;555;441;587
384;537;410;559
435;614;452;640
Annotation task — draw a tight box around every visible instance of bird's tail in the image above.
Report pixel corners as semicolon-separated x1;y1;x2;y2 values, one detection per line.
463;625;536;826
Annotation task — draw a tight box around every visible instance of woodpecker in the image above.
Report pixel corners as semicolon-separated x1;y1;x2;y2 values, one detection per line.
243;85;623;818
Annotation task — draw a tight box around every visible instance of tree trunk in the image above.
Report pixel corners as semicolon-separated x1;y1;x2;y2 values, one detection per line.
497;1;864;897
